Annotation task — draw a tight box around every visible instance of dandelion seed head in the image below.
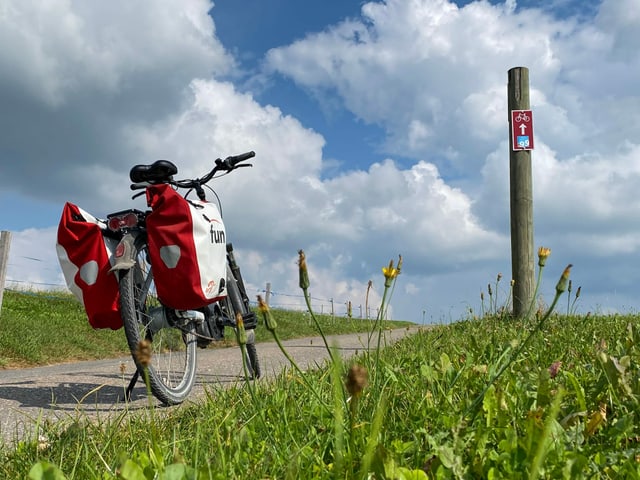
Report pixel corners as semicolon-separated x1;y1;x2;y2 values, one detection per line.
135;339;152;368
345;364;368;397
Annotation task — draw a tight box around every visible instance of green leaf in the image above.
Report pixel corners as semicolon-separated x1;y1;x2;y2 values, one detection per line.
439;353;452;373
396;467;429;480
28;461;68;480
163;463;193;480
118;459;147;480
564;371;587;412
482;384;498;425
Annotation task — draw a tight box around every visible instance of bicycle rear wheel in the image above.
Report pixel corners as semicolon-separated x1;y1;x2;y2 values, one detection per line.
119;237;198;405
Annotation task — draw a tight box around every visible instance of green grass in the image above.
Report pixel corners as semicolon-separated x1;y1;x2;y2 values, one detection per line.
0;289;412;368
3;288;640;478
4;282;640;479
0;290;130;368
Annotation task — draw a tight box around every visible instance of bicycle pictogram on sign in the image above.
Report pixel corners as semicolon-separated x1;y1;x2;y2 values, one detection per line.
511;109;534;151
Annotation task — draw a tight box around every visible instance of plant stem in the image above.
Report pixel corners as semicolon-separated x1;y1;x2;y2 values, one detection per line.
302;287;335;364
468;288;563;418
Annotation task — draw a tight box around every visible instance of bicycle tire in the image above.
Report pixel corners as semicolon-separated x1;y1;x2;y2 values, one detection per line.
119;237;198;405
224;264;261;379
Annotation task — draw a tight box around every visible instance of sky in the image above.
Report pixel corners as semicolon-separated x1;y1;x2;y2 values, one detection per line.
1;0;639;324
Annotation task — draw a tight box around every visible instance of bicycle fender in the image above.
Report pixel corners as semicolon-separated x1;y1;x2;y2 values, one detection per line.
109;233;137;271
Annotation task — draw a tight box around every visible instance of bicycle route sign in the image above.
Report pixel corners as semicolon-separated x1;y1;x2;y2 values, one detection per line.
511;109;534;151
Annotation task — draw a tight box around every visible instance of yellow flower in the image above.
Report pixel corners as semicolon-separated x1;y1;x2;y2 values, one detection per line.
236;312;247;346
382;260;398;280
537;247;551;267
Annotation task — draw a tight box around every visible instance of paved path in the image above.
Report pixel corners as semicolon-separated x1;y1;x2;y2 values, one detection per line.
0;327;419;445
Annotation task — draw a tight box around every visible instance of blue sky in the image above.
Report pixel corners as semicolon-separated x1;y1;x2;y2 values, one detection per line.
1;0;639;322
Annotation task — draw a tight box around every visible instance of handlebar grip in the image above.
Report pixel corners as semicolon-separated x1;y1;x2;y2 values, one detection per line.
227;151;255;167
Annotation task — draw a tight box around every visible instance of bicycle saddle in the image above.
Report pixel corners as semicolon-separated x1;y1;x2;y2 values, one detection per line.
129;160;178;183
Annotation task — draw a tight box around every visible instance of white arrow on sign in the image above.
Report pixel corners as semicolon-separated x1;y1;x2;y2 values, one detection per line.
519;124;527;134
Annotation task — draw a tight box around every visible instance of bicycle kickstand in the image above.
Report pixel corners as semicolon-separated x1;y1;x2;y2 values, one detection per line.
123;370;140;402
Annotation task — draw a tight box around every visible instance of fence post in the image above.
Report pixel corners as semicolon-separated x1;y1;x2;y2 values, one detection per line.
265;282;271;305
0;231;12;316
508;66;535;318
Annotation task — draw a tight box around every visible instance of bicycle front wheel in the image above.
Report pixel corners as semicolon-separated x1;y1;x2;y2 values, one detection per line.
119;237;198;405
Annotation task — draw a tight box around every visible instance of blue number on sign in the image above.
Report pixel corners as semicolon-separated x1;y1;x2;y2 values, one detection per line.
517;136;530;148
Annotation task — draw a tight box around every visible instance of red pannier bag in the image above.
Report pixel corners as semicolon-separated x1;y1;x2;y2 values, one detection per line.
56;202;122;329
146;184;228;310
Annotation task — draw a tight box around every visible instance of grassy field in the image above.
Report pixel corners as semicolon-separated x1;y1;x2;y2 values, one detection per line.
2;289;640;478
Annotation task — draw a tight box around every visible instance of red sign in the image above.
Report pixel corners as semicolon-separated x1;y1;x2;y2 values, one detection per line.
511;109;534;151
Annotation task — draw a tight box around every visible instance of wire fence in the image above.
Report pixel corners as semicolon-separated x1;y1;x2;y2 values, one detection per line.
3;275;380;319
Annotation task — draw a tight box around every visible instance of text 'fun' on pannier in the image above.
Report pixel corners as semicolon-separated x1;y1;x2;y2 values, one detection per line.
145;183;228;310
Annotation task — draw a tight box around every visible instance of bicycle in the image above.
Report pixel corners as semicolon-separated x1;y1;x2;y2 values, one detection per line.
105;151;261;405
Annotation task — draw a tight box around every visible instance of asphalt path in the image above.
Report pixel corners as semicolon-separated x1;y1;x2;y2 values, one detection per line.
0;327;419;446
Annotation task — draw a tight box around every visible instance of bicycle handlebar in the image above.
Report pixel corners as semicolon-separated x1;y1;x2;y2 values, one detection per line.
129;151;256;192
218;151;255;169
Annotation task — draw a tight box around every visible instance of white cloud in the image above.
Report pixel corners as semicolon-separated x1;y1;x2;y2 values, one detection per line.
4;228;63;289
3;0;640;322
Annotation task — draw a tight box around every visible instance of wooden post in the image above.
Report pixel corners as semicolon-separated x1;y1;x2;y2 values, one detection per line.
0;231;12;316
264;282;271;305
508;67;534;317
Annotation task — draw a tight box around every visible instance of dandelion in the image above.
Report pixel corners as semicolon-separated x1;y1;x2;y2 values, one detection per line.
298;249;310;290
382;259;398;288
37;434;50;452
526;247;553;319
257;295;277;332
236;312;247;346
134;339;152;368
555;264;573;294
345;364;368;398
538;247;551;267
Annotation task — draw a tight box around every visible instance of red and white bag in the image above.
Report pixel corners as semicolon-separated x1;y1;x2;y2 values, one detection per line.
56;202;122;330
146;184;227;310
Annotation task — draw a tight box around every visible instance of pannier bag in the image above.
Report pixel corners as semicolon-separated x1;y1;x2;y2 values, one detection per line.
56;202;122;329
146;184;228;310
